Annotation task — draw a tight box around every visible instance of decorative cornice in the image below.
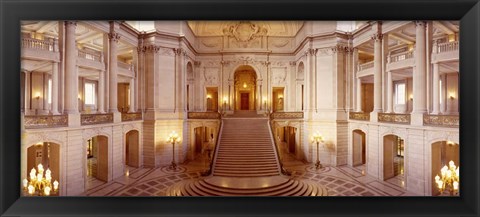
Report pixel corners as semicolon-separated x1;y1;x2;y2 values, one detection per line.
145;45;161;53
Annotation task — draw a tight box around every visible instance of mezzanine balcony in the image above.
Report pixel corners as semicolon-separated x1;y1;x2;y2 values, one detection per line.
423;114;459;128
432;41;459;63
21;37;60;62
356;61;374;77
270;112;304;120
386;50;414;71
348;112;370;121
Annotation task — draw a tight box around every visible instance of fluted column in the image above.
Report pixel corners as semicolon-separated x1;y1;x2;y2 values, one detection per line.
431;63;440;114
386;70;393;113
413;21;427;114
51;62;60;115
64;21;78;114
356;78;362;112
98;70;105;113
108;27;120;113
372;32;383;113
129;77;135;113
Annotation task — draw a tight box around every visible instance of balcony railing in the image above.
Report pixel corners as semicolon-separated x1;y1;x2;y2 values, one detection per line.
22;37;57;52
187;112;221;119
118;62;134;71
81;113;113;125
357;61;374;71
423;114;459;127
434;41;459;54
378;113;411;124
388;50;414;63
270;112;304;119
121;112;142;122
24;114;68;129
78;49;103;62
349;112;370;121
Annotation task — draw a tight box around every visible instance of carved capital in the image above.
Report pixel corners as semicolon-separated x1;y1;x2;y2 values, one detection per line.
332;45;349;53
145;45;160;53
136;46;146;54
64;21;77;26
289;61;296;66
305;48;317;56
108;32;121;43
194;61;201;67
414;21;427;28
174;48;185;56
371;33;383;42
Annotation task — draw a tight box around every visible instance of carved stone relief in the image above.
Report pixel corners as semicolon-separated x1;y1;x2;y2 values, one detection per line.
272;67;287;85
204;67;219;85
270;38;291;48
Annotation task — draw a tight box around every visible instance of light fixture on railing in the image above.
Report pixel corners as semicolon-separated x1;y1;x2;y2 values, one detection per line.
23;164;59;196
167;131;180;170
435;160;459;196
311;131;324;169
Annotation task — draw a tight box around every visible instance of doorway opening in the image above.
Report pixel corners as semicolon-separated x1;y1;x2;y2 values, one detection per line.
234;65;257;111
86;135;108;190
383;135;405;187
272;87;285;112
352;130;366;166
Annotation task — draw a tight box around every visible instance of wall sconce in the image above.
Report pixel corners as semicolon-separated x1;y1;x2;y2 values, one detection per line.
449;93;456;100
206;94;212;99
409;95;413;101
35;92;41;100
243;82;247;88
278;95;283;100
78;94;81;101
223;97;228;103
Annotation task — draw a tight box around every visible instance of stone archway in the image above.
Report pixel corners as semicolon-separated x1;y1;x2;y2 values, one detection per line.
234;65;258;111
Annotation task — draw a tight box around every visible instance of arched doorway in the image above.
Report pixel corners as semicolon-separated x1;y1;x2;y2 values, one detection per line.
86;135;108;189
431;141;459;195
352;130;366;167
234;65;257;111
125;130;140;168
383;135;405;185
27;142;60;184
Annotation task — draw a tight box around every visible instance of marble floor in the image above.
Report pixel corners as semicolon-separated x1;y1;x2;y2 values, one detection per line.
80;152;420;196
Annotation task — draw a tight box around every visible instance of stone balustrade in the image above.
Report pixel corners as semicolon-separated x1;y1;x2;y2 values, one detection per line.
357;61;374;71
187;112;221;119
388;50;414;63
78;49;103;62
121;112;142;122
24;114;68;129
435;41;459;53
81;113;113;125
22;37;57;52
349;112;370;121
118;61;134;71
378;113;411;124
423;114;459;127
270;112;304;119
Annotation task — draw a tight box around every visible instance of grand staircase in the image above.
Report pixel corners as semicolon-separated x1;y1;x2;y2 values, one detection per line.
166;111;327;196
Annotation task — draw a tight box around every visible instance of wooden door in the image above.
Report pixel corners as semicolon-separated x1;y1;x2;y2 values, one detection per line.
96;136;109;182
383;136;395;180
241;93;249;110
127;131;139;168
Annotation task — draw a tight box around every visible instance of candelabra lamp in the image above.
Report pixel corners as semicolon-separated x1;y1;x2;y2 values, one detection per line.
22;164;59;196
312;132;324;169
435;160;459;196
168;131;180;170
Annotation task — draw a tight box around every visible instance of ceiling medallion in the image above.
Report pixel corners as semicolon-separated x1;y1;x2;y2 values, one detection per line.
223;21;268;42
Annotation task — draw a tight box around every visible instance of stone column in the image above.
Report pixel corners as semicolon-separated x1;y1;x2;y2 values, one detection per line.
386;70;393;113
413;21;427;114
129;77;135;113
108;25;120;113
356;78;362;112
431;63;440;114
372;32;383;113
64;21;78;114
51;62;60;115
98;70;105;113
25;71;31;114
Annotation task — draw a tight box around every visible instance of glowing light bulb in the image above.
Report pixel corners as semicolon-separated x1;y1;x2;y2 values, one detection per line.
53;180;59;190
453;181;459;190
28;185;34;195
44;186;51;196
435;175;440;182
23;179;28;188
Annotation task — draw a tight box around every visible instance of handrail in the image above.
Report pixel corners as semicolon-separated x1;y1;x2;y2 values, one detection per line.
268;116;291;176
118;61;134;71
78;49;103;62
202;119;223;176
22;37;58;52
435;41;459;54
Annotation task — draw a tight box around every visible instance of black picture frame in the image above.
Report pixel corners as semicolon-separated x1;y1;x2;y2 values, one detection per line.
1;0;479;216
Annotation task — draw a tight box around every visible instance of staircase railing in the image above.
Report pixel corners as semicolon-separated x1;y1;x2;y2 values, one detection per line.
267;118;291;176
201;117;223;176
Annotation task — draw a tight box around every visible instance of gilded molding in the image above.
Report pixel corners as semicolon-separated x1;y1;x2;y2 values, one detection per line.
24;115;68;129
423;114;459;128
378;113;411;124
121;112;143;122
80;113;114;125
348;112;370;121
